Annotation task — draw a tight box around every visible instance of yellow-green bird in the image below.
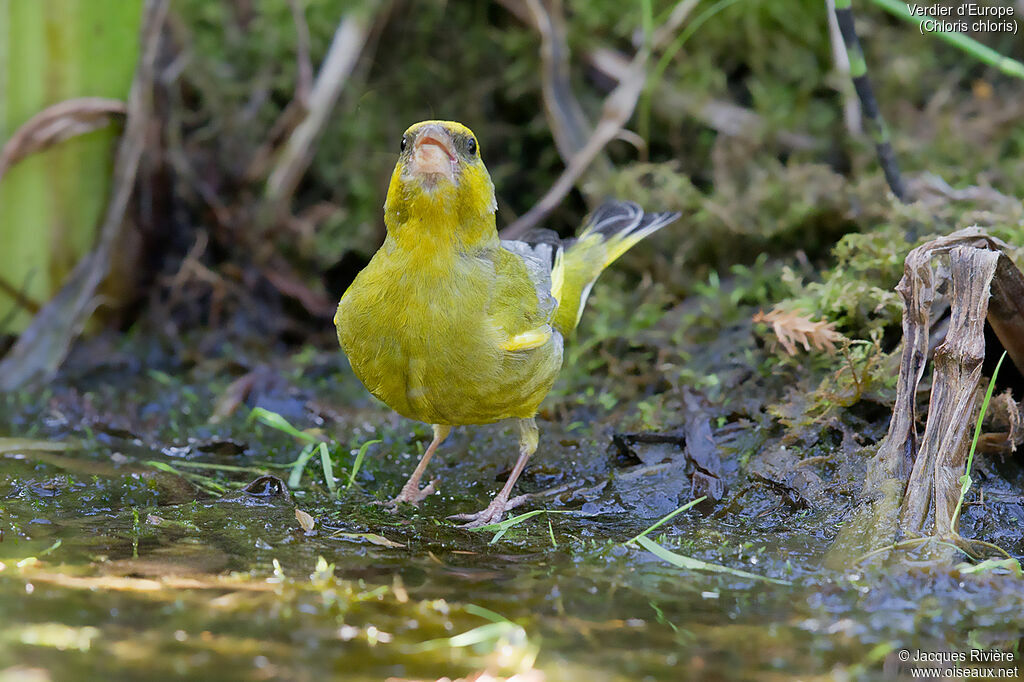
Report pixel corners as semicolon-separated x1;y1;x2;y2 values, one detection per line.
334;120;678;526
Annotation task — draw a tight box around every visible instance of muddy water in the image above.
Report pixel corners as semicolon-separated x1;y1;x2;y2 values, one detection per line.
0;351;1021;681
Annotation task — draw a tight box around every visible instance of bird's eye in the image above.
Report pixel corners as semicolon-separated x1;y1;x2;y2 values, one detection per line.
400;136;407;152
467;138;477;156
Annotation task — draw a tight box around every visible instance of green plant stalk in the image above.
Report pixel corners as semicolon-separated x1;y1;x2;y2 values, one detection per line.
871;0;1024;80
464;603;514;624
833;0;907;201
0;0;142;332
466;509;571;544
950;351;1007;532
318;442;337;496
346;438;381;489
249;407;320;443
638;0;745;148
147;460;228;494
626;495;706;544
288;443;317;488
956;558;1022;576
636;536;791;585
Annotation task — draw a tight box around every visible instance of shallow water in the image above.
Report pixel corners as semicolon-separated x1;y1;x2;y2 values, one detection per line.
1;348;1021;681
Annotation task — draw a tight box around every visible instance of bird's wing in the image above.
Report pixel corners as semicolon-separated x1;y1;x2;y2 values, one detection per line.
492;240;561;351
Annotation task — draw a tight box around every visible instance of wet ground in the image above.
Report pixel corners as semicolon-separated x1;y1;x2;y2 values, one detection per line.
1;340;1022;681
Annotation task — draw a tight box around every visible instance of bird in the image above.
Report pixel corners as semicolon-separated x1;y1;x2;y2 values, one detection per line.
334;120;679;527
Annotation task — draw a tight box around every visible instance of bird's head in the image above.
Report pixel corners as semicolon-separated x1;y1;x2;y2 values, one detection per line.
384;121;497;244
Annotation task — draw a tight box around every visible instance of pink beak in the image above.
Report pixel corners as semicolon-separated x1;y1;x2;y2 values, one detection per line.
409;129;456;184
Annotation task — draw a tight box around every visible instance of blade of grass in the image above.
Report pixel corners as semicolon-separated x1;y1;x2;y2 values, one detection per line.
639;0;745;145
854;536;973;564
147;460;227;494
412;607;520;652
249;407;319;443
464;604;514;624
39;539;62;556
955;558;1022;576
951;350;1007;531
626;496;706;545
411;622;523;652
288;443;316;488
318;442;337;497
464;509;571;544
547;518;557;549
346;438;381;489
171;461;269;473
635;536;791;585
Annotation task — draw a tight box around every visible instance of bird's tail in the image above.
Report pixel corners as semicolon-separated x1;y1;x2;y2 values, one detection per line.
550;201;679;337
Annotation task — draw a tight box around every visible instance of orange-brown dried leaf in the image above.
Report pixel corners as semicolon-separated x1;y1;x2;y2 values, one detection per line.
295;508;316;532
753;307;846;356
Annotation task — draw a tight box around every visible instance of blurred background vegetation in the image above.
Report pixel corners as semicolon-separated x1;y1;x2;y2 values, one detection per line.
2;0;1023;377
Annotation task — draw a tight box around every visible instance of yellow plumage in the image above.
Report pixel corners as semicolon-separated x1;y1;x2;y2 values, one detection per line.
334;120;678;526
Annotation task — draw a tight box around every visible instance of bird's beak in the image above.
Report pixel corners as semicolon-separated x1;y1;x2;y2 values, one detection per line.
408;125;457;185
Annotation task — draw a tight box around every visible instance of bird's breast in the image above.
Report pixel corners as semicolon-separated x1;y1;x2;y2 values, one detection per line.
336;250;508;423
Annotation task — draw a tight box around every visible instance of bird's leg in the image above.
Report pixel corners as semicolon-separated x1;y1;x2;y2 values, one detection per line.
380;424;450;509
449;417;538;528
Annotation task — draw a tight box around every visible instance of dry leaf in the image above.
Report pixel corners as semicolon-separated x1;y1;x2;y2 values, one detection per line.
330;531;405;548
295;508;316;532
0;97;127;183
753;307;846;356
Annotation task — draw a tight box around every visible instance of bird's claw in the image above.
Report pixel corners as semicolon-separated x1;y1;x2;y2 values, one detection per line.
448;493;531;528
373;479;438;510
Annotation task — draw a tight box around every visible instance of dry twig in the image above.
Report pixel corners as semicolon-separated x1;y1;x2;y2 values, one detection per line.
588;49;819;152
287;0;314;106
501;52;649;239
264;13;371;210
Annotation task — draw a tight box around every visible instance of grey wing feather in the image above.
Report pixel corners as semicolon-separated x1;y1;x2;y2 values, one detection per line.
500;239;561;321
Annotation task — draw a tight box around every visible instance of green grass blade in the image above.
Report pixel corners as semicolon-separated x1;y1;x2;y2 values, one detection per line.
411;622;522;652
464;603;513;624
626;496;706;545
287;443;316;488
635;536;791;585
318;442;337;497
463;509;571;544
146;460;227;494
346;438;381;489
39;539;62;556
955;558;1022;576
639;0;745;145
951;351;1007;531
467;509;547;533
249;407;319;443
171;461;269;473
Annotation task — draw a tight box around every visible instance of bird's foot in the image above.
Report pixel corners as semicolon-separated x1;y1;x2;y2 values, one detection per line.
374;479;438;511
448;493;532;529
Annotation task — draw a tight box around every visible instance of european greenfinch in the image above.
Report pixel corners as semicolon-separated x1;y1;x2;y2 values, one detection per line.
334;120;678;526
